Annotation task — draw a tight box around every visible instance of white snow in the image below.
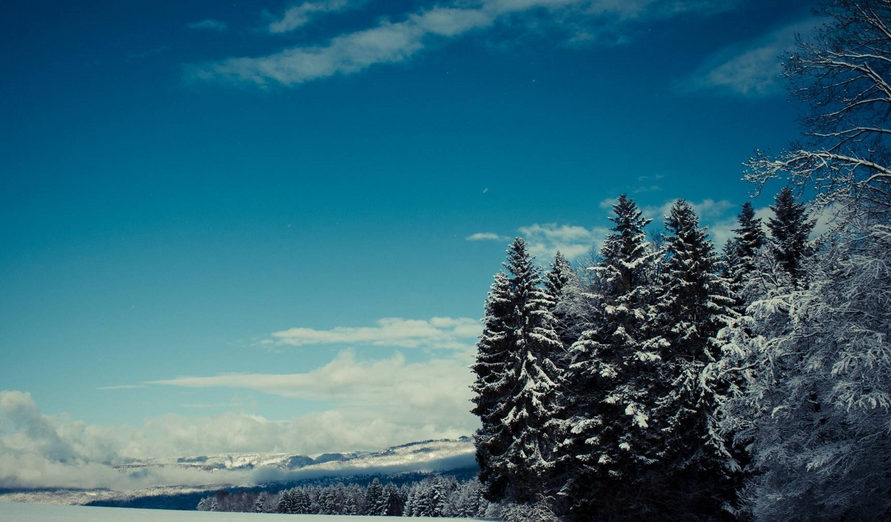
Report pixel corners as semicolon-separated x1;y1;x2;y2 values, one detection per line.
0;502;480;521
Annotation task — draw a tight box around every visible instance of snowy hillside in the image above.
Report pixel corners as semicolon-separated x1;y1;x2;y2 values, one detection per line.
0;502;481;521
157;438;474;474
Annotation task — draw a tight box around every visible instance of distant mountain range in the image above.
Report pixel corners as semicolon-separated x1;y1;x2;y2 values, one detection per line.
120;436;475;475
0;437;478;508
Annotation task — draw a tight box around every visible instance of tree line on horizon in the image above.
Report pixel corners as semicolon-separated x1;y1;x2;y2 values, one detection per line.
196;476;494;517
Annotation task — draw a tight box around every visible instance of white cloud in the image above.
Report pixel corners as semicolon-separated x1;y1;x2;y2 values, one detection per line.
518;222;608;260
643;198;735;221
96;384;145;391
707;215;740;248
190;0;737;87
188;19;229;32
264;316;481;351
691;198;735;218
683;18;818;96
151;350;475;429
268;0;351;34
410;7;495;37
466;232;509;242
599;197;618;209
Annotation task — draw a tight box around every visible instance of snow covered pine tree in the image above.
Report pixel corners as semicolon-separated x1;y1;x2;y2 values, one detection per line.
558;194;663;520
725;202;767;309
648;200;739;521
767;188;815;287
472;237;564;506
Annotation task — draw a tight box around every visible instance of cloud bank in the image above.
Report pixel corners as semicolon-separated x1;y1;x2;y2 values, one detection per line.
0;378;477;490
466;223;608;261
519;223;609;260
0;314;482;490
263;316;481;351
152;350;476;428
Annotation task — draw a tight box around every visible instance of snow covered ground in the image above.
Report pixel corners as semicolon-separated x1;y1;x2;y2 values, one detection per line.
0;502;480;521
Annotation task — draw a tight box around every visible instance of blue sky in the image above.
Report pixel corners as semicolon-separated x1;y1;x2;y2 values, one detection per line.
0;0;819;482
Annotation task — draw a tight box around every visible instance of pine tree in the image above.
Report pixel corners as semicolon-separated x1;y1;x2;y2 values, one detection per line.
647;199;739;520
402;488;416;517
726;202;767;307
544;251;577;353
767;188;815;285
471;237;564;504
254;491;267;513
322;488;337;515
365;478;386;516
471;271;514;501
383;482;402;516
413;481;432;517
294;488;310;514
276;490;290;513
732;203;766;275
559;194;662;520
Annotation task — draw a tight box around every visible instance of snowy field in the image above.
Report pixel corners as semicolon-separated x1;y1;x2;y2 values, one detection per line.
0;502;481;521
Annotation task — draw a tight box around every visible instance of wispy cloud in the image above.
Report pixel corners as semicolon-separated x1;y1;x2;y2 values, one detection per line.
682;18;818;96
151;350;474;424
188;19;229;32
466;232;510;242
97;384;145;391
261;316;481;351
599;197;618;209
519;222;608;260
189;0;737;87
267;0;352;34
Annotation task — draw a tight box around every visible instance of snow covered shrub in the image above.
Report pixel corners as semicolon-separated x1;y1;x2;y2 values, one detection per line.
499;501;562;522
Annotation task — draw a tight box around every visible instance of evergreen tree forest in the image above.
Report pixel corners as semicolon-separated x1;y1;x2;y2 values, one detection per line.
196;476;494;518
471;1;891;520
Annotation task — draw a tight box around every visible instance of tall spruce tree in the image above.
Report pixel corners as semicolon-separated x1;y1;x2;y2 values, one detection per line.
471;271;513;501
471;237;564;505
365;478;386;516
544;251;573;302
559;195;662;520
733;203;766;273
767;188;815;285
726;202;767;308
254;492;267;513
648;200;739;520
